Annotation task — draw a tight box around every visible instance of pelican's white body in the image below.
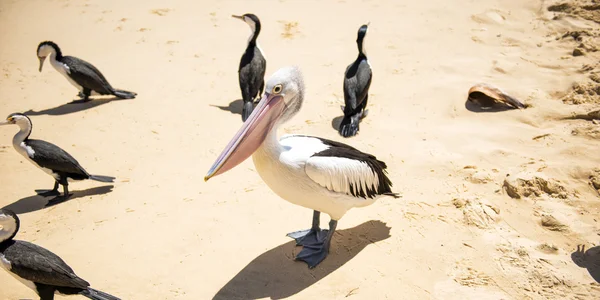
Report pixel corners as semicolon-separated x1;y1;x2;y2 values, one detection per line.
253;131;380;220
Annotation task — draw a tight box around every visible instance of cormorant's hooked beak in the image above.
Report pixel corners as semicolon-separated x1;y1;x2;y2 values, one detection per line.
232;15;244;20
0;119;12;126
38;56;46;72
204;92;285;181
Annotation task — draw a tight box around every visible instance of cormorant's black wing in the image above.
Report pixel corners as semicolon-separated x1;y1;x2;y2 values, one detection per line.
62;56;114;94
343;58;372;113
239;47;266;98
2;240;90;289
27;139;89;177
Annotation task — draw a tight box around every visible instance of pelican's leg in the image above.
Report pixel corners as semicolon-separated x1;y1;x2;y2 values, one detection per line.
36;181;60;197
287;210;325;246
295;219;338;268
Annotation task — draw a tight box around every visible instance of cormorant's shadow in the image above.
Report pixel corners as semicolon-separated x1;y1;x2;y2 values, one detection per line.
213;220;390;300
23;96;131;116
571;244;600;283
211;99;243;116
2;185;114;214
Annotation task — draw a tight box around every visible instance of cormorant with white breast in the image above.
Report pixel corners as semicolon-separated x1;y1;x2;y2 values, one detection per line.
0;113;115;204
37;41;137;103
232;14;267;121
339;23;372;137
205;67;399;268
0;209;121;300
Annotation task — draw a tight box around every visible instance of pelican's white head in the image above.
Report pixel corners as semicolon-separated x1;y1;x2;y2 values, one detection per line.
204;66;305;181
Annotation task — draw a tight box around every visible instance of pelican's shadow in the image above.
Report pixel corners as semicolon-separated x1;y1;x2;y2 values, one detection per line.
213;220;391;300
211;99;243;116
571;244;600;283
2;185;114;214
23;96;131;116
464;99;519;113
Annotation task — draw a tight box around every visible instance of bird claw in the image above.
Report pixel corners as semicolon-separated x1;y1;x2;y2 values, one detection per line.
287;228;328;246
36;189;60;197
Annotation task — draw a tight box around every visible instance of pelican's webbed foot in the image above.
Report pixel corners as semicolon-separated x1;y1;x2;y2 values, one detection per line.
286;210;323;246
287;228;329;246
293;220;338;268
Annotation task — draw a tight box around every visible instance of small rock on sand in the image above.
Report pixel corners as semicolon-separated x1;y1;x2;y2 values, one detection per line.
541;214;569;232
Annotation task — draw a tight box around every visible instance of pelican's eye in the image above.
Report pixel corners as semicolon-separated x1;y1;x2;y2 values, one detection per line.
272;84;283;94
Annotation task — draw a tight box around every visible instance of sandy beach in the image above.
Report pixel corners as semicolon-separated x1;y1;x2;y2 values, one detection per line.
1;0;599;299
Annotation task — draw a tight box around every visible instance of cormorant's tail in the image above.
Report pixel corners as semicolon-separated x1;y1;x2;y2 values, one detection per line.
112;89;137;99
242;101;254;122
338;113;361;137
89;175;116;182
80;287;121;300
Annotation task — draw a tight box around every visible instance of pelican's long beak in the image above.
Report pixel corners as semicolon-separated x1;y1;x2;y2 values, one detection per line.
38;57;46;72
205;92;285;181
232;15;244;20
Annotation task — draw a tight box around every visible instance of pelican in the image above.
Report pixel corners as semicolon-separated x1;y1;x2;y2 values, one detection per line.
205;66;399;268
0;209;121;300
232;13;267;121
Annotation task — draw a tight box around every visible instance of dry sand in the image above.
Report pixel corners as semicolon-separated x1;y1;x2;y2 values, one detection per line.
1;0;599;299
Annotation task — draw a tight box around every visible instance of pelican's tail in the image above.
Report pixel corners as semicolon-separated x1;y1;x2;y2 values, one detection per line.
80;287;121;300
242;101;254;122
112;89;137;99
338;113;360;137
89;175;116;182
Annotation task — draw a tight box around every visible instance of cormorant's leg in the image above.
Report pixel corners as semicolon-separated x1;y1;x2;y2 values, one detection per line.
255;81;265;103
359;95;369;120
286;211;326;246
295;219;338;268
36;181;60;196
70;88;92;104
46;182;72;206
36;283;56;300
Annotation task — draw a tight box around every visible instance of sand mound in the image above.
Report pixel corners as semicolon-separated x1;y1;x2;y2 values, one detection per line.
590;169;600;194
548;1;600;24
503;173;572;199
541;214;570;232
453;197;501;229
